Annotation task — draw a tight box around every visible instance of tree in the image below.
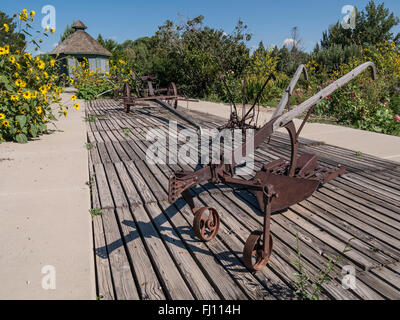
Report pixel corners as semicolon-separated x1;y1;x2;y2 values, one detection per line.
321;1;400;48
0;10;25;49
59;23;74;42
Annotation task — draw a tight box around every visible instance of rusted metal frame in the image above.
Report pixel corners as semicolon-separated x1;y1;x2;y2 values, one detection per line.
274;61;377;131
272;64;309;118
239;73;277;128
154;99;203;133
167;62;377;272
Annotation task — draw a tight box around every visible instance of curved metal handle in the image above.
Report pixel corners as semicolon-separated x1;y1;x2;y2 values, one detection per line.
272;64;309;118
274;61;377;131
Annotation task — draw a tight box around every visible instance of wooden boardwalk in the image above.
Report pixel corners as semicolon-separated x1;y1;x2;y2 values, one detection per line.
86;99;400;300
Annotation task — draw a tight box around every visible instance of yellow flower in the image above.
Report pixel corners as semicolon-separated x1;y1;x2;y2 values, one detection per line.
23;91;31;100
30;11;35;18
37;60;45;70
32;91;38;99
20;108;26;115
71;95;77;101
45;26;49;32
39;85;47;94
0;113;5;120
15;79;26;87
3;24;9;32
51;28;55;34
9;55;16;64
2;120;10;127
19;11;28;21
10;95;19;101
44;72;49;79
63;109;68;117
74;103;80;110
50;59;56;67
36;106;43;114
0;47;6;55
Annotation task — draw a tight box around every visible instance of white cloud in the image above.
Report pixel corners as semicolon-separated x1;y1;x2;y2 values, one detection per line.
283;38;297;48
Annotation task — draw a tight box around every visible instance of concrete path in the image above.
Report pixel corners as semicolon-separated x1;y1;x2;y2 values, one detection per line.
0;91;94;300
180;100;400;163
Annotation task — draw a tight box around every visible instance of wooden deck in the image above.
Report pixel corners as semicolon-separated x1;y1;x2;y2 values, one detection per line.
86;99;400;300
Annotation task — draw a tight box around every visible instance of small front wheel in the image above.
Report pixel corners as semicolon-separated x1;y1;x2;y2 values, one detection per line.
243;231;273;271
193;207;220;242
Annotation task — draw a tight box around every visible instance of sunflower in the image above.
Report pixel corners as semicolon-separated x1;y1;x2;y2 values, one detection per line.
3;23;9;32
39;85;47;94
70;95;77;101
63;109;68;117
2;120;10;127
15;79;26;87
30;11;35;18
51;28;55;34
23;91;31;100
10;95;19;101
20;108;26;115
9;55;16;64
36;106;43;115
37;60;45;70
50;59;56;67
0;47;6;55
74;103;80;111
0;113;5;120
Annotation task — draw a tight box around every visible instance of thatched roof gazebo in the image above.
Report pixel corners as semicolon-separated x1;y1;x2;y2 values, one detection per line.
51;20;112;78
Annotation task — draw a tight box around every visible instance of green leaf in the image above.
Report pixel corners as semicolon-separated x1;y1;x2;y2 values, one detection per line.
15;115;27;128
15;134;28;144
30;125;38;138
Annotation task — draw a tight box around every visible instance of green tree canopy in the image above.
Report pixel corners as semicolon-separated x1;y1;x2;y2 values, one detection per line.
321;0;400;49
59;23;74;42
0;10;25;49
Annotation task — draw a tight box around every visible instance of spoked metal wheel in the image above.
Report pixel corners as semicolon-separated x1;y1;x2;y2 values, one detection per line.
243;231;273;271
167;82;178;109
193;207;220;242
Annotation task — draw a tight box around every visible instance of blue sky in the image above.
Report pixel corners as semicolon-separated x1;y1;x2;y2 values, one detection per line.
2;0;400;54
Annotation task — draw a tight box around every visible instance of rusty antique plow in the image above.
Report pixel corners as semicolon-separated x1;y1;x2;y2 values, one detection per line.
168;62;377;271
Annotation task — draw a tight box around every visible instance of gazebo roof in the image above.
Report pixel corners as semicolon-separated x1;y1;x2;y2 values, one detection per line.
50;21;111;57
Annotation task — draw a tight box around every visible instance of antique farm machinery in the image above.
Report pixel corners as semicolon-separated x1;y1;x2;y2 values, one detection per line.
218;64;309;131
120;72;198;114
168;62;377;271
113;71;203;132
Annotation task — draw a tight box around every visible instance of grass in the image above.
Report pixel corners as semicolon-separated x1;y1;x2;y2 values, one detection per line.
90;208;103;218
292;234;355;300
122;128;130;137
85;143;95;150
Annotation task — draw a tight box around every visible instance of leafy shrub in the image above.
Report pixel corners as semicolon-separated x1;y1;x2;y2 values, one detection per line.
0;9;75;143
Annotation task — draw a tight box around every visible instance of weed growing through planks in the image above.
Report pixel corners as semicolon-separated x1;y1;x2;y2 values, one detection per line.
86;174;96;191
123;128;130;137
90;208;103;218
84;115;97;123
356;151;363;157
85;142;95;150
292;234;355;300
